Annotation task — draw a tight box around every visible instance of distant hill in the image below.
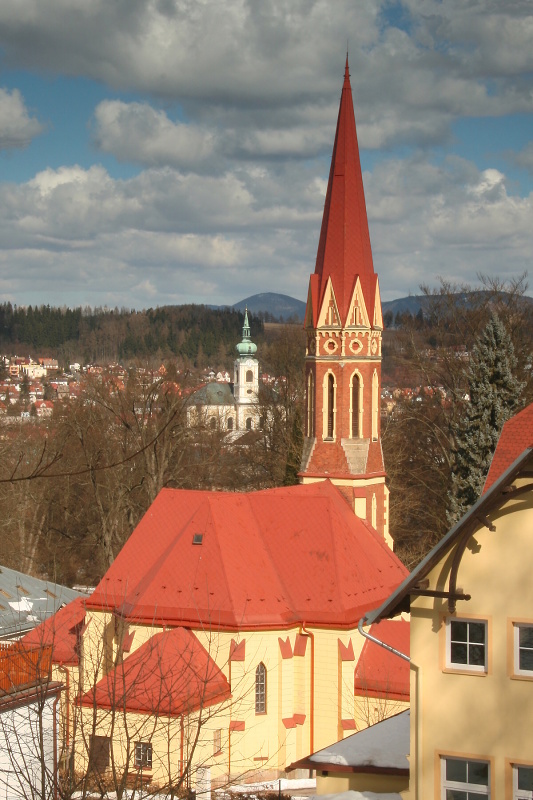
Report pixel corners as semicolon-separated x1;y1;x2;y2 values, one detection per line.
231;290;533;324
231;293;306;322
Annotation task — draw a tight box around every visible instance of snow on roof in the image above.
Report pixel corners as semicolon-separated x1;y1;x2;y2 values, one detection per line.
0;565;85;641
290;710;409;773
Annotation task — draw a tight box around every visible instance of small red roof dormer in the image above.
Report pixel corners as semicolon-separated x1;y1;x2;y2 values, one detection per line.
314;56;376;324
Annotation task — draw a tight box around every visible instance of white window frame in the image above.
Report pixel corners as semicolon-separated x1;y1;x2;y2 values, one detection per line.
514;764;533;799
514;624;533;676
134;742;152;769
446;617;487;673
441;756;490;798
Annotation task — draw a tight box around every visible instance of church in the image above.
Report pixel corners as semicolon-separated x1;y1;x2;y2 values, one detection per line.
186;309;262;433
25;59;409;796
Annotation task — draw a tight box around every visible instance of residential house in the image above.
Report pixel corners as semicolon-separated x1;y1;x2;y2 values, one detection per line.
0;639;61;800
362;402;533;799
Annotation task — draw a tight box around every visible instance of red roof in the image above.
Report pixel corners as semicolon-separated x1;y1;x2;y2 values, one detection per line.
79;627;231;716
484;403;533;492
313;57;376;324
87;481;407;630
20;597;86;666
354;619;410;701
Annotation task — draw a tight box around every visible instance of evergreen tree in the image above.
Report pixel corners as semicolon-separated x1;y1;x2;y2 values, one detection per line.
447;314;524;524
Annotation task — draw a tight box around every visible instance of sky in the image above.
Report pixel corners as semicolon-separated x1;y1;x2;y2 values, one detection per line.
0;0;532;310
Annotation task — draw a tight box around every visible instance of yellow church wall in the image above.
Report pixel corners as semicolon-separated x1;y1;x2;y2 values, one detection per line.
75;612;401;786
406;485;533;800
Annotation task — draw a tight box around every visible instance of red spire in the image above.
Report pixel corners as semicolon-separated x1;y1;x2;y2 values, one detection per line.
314;57;376;322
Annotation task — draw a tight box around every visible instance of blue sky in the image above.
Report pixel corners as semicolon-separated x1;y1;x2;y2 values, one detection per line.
0;0;532;310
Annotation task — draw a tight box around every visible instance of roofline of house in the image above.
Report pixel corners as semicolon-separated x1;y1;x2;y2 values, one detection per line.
286;759;409;776
363;446;533;626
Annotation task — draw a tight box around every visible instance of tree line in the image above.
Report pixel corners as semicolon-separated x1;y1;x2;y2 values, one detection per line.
0;303;264;367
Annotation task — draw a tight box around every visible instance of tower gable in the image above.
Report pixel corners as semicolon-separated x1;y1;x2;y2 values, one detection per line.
345;276;370;329
317;277;342;329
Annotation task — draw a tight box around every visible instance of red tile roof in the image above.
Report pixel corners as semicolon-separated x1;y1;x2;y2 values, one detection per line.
78;627;231;716
313;57;376;323
484;403;533;492
354;619;410;701
87;481;407;630
20;597;86;666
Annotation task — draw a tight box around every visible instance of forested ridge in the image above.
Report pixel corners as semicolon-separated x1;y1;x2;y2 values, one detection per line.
0;303;263;366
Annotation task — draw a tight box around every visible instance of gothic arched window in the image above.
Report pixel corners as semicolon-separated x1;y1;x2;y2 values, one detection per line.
255;663;266;714
351;373;361;438
327;373;335;439
307;372;315;437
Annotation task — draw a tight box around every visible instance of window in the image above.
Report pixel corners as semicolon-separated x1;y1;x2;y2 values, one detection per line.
246;417;252;431
514;625;533;675
246;370;253;383
441;757;489;798
371;369;379;441
255;663;266;714
135;742;152;769
351;373;360;438
447;618;487;672
209;417;216;429
307;372;315;437
514;765;533;799
326;373;335;439
213;729;222;755
227;417;234;431
89;736;111;773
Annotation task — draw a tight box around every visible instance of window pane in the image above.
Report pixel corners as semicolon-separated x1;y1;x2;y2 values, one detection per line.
468;623;485;644
447;759;467;782
451;643;468;663
519;650;533;671
445;791;467;800
469;644;485;666
520;627;533;648
451;621;468;642
467;760;488;785
518;766;533;790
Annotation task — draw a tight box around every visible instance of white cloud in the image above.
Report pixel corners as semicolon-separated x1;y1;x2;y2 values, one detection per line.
0;87;43;149
93;101;216;170
0;153;531;309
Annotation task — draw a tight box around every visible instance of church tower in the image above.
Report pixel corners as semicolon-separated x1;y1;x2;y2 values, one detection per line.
233;309;259;430
300;58;390;544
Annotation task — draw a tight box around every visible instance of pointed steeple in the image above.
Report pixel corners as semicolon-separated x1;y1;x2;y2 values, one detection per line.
236;308;257;356
314;56;376;324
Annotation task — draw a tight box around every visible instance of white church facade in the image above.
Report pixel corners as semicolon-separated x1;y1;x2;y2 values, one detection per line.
187;310;262;433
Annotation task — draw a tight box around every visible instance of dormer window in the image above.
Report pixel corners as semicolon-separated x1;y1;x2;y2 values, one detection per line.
192;534;203;545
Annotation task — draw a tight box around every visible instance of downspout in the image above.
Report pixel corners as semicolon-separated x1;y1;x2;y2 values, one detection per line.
57;664;70;748
300;624;315;755
180;716;184;783
358;617;416;799
53;691;60;800
357;617;410;662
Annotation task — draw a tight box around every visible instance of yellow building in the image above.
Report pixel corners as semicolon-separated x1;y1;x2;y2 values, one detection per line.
362;402;533;799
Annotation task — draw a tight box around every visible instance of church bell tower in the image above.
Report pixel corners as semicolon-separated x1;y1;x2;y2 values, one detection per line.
299;58;390;545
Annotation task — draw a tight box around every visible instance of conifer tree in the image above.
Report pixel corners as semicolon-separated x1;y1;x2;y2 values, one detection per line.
447;314;524;524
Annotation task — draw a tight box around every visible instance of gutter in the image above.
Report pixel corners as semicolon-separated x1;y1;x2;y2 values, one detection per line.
357;618;410;662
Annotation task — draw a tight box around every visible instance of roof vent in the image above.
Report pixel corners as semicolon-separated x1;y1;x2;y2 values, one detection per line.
192;533;203;545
